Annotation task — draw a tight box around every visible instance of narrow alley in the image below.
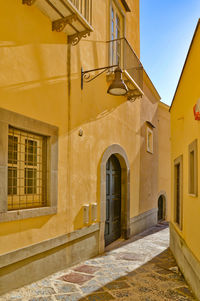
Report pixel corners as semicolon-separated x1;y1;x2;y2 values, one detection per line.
0;223;196;301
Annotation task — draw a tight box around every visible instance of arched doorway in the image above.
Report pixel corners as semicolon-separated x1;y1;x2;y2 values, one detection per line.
105;155;121;246
99;144;130;253
158;195;166;221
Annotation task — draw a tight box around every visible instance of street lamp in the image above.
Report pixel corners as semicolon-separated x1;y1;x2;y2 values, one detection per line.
107;67;128;96
81;65;128;96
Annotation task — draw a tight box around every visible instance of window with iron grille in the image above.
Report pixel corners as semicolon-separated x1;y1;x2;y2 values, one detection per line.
8;126;47;211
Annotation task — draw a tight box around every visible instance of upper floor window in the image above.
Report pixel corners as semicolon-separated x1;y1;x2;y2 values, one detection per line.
110;1;124;66
8;127;47;211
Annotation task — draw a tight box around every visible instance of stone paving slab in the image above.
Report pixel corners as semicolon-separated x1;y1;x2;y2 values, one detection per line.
60;273;94;286
73;266;100;275
0;222;197;301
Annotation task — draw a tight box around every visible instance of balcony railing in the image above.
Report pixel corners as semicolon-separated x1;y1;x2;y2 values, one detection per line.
23;0;93;45
70;0;92;25
108;38;143;93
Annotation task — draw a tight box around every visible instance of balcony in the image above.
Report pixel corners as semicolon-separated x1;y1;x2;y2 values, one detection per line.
107;38;143;100
22;0;93;45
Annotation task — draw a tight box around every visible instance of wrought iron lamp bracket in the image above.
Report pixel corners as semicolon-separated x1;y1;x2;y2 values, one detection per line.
126;90;142;102
81;65;118;90
124;80;142;101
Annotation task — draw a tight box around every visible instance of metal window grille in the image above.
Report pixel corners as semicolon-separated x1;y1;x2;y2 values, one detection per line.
7;126;48;211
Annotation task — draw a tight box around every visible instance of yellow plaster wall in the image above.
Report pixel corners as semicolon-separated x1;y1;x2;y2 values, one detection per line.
139;93;159;213
171;24;200;261
0;0;163;262
68;74;142;228
0;0;143;255
158;102;171;220
0;0;71;254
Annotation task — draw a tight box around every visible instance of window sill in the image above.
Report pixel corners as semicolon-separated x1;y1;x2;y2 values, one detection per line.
147;149;153;154
0;206;57;223
188;193;198;198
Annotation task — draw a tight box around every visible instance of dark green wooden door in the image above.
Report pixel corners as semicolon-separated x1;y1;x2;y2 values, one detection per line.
105;155;121;246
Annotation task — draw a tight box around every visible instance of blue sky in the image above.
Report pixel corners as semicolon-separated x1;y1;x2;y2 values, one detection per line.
140;0;200;105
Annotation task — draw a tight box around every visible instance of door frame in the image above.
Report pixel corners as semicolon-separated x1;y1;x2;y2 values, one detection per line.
105;154;122;246
99;144;130;253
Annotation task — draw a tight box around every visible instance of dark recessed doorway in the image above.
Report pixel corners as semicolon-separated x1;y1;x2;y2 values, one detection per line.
104;154;121;246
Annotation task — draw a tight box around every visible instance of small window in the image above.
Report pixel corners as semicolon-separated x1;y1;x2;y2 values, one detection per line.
174;155;183;229
188;139;198;196
7;126;47;211
147;127;153;153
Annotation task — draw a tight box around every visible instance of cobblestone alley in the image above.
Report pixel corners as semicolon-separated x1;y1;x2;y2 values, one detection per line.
0;223;197;301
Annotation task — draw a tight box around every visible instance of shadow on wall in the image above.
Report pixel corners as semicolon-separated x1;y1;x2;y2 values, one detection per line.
0;215;52;237
69;38;127;131
0;1;69;129
0;2;131;136
0;0;66;44
74;207;83;230
0;1;142;137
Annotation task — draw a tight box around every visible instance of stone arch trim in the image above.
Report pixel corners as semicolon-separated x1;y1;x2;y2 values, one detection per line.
157;190;167;221
157;190;167;200
99;144;130;253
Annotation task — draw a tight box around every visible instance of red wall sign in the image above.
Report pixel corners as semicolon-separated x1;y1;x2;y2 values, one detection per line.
193;100;200;120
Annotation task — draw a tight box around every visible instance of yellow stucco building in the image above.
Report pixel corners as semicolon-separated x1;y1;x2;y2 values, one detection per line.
158;101;171;221
0;0;170;293
170;19;200;300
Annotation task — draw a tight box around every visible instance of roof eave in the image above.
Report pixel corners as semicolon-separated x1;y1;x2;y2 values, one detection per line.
170;18;200;112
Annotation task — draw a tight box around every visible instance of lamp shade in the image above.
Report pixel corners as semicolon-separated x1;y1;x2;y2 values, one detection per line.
107;67;128;96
